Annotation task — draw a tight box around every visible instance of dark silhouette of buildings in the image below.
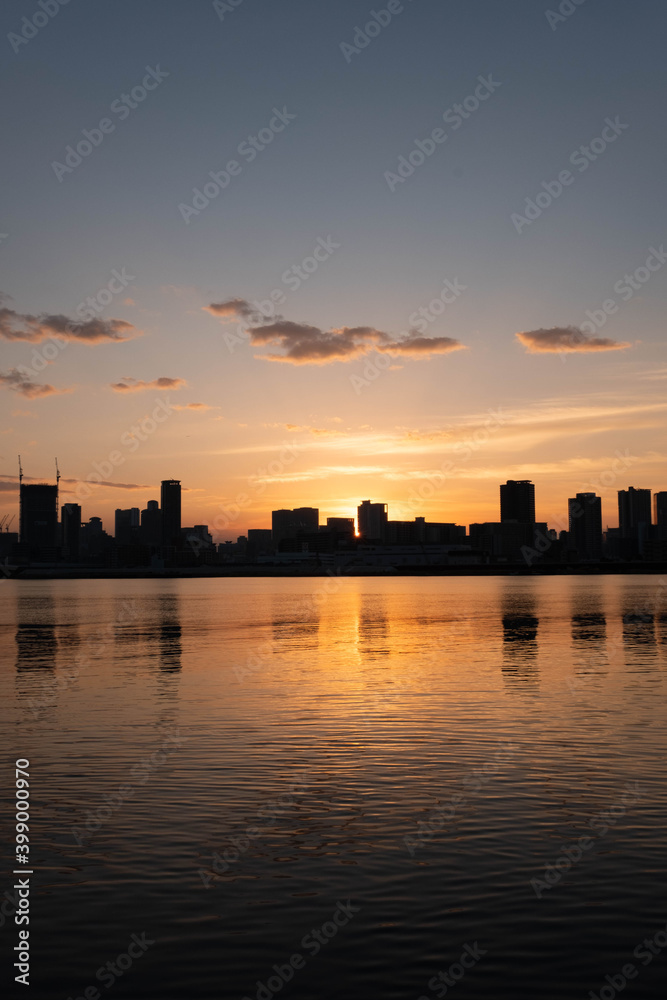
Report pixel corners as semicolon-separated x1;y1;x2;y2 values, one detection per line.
618;487;651;558
357;500;388;541
469;520;547;561
80;516;111;561
246;528;273;560
60;503;81;562
384;516;465;546
568;492;602;561
325;517;355;539
140;500;162;547
115;507;140;546
271;507;319;546
654;491;667;539
500;480;535;524
161;480;182;549
7;468;667;570
19;483;58;559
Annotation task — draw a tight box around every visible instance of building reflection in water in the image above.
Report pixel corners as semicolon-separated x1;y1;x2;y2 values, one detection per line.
15;592;59;710
357;592;390;659
501;591;539;691
570;593;608;689
656;612;667;654
158;594;182;672
153;593;183;731
621;590;657;660
16;594;58;671
271;595;320;651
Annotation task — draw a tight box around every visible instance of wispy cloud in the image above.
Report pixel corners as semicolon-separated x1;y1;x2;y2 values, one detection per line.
0;368;70;398
516;326;631;353
110;376;187;392
171;402;219;411
635;367;667;381
0;293;138;344
205;298;466;364
0;474;152;491
62;480;153;491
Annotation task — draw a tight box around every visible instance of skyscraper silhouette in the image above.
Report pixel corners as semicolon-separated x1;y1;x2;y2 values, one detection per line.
161;480;182;549
61;502;81;562
618;487;651;557
500;480;535;524
141;500;162;547
357;500;388;541
653;491;667;540
271;507;319;546
20;483;58;556
568;493;602;561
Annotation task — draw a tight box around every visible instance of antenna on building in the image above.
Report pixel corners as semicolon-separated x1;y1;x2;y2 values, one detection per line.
18;455;23;486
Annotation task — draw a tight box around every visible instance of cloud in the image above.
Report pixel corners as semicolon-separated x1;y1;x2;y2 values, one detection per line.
0;368;70;398
376;332;466;358
110;376;187;392
248;320;464;365
0;294;138;344
204;299;466;364
0;474;151;491
516;327;632;354
204;297;262;322
282;423;343;436
171;402;219;411
63;480;153;491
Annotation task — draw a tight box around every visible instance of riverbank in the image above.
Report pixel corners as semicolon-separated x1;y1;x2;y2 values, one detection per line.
4;562;667;580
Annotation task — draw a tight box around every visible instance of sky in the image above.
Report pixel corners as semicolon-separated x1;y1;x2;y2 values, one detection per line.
1;0;666;539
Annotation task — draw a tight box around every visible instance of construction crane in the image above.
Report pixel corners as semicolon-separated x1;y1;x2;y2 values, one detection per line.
6;515;14;532
0;515;6;530
55;457;60;519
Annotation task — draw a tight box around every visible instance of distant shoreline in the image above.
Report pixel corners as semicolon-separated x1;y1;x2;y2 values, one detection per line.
4;563;667;580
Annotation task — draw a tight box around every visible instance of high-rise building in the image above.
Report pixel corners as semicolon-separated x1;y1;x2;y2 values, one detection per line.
618;487;651;556
246;528;273;560
115;507;140;545
568;493;602;561
61;503;82;562
161;480;182;548
653;491;667;539
500;480;535;524
325;517;355;539
271;507;319;546
19;483;58;555
140;500;162;547
357;500;388;541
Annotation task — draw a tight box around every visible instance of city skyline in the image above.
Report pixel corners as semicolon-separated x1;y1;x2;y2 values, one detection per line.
6;471;667;545
1;1;666;537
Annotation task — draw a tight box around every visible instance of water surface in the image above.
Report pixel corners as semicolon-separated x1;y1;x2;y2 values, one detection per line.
1;576;666;998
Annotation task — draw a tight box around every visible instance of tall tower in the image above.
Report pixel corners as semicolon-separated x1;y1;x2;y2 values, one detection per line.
161;480;181;549
357;500;388;541
20;484;58;554
618;487;651;557
568;493;602;561
500;480;535;524
61;503;82;562
653;491;667;539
